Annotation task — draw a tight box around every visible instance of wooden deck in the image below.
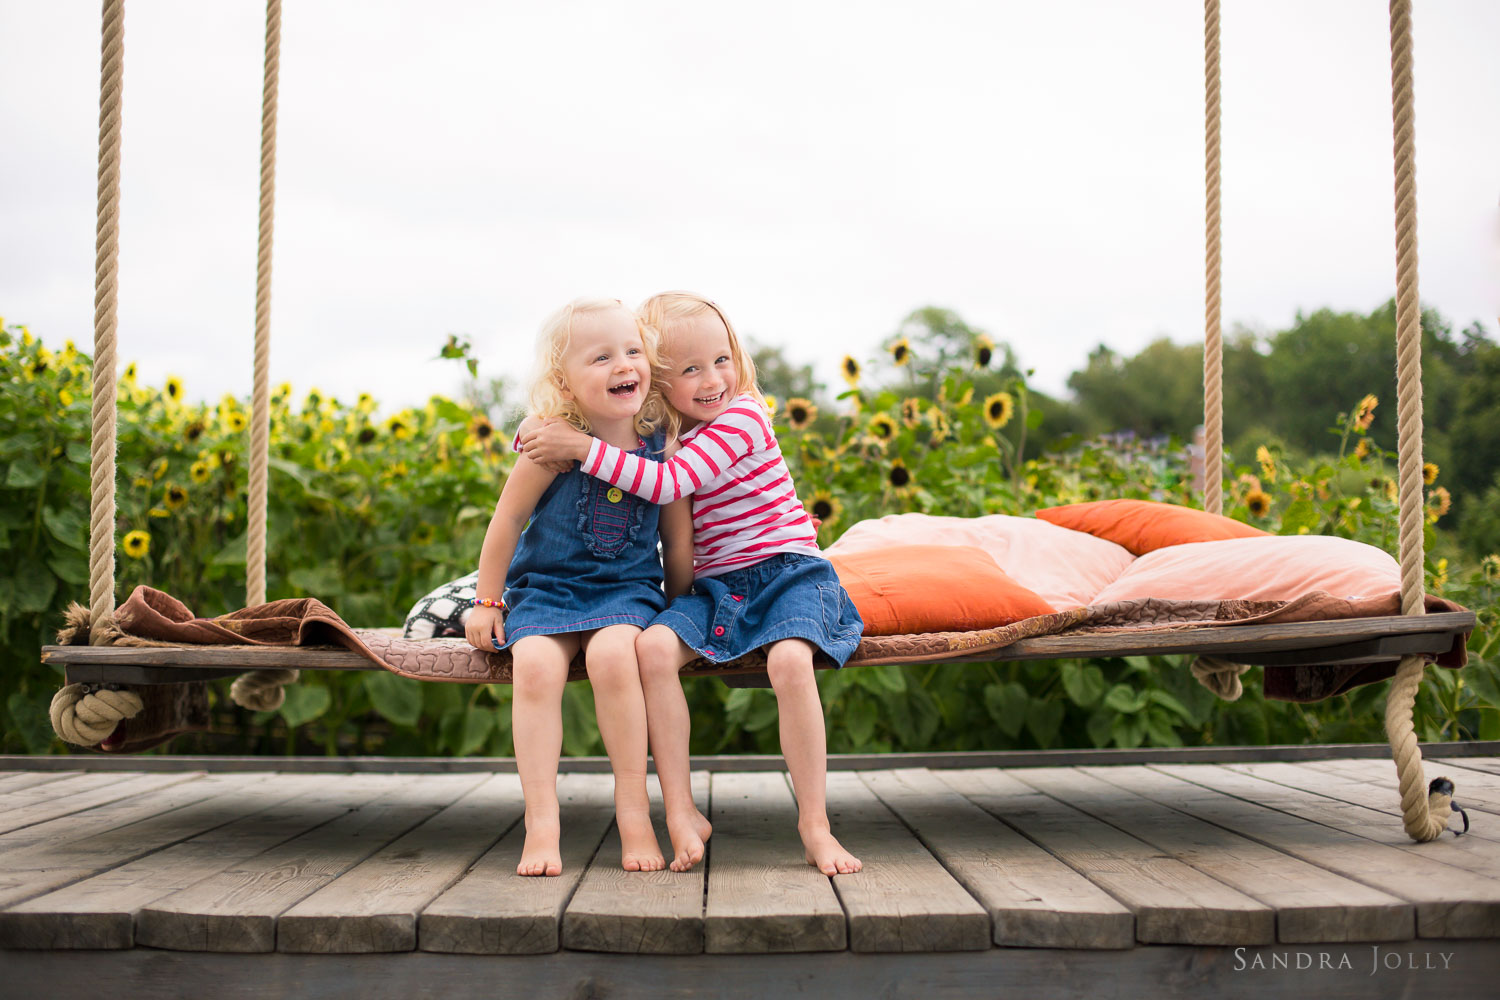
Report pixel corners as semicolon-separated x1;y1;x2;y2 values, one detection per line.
2;750;1498;997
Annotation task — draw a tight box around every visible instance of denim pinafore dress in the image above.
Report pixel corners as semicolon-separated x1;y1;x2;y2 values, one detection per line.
498;431;667;648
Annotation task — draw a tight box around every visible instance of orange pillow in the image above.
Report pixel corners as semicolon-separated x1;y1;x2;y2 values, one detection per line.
1035;499;1266;556
827;545;1057;636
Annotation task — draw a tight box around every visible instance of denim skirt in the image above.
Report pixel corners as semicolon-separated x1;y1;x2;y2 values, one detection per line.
653;552;864;666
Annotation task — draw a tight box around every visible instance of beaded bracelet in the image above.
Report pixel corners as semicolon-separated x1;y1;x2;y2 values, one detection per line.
475;598;505;610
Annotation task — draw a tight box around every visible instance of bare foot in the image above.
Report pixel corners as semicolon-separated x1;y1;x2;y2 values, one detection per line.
666;808;713;872
517;812;562;877
800;822;861;875
616;804;666;872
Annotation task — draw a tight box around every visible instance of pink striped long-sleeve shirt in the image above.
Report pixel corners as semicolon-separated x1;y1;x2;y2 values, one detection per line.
581;394;820;578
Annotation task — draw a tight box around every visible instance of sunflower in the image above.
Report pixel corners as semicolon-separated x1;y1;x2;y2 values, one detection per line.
132;476;151;490
121;530;150;559
1245;489;1272;518
121;361;138;384
148;507;170;518
224;410;247;434
411;523;437;546
889;337;912;367
1383;478;1398;503
808;491;843;528
151;457;169;481
840;355;861;387
218;449;236;468
184;420;205;442
1481;554;1500;582
1353;438;1371;460
974;335;995;369
189;461;211;484
1428;485;1452;521
356;426;378;445
887;458;915;495
58;389;74;406
1256;445;1276;483
786;398;817;430
164;376;184;403
1354;393;1379;431
982;392;1014;429
763;394;779;418
306;388;324;410
1422;462;1439;485
927;406;951;443
868;413;897;441
386;414;412;440
470;415;495;445
900;397;923;428
163;483;189;511
357;392;375;411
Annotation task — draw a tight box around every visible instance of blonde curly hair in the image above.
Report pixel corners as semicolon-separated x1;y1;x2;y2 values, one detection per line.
637;292;766;437
528;297;666;437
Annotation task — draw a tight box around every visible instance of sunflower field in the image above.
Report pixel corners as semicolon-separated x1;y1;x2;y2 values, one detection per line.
3;320;1497;756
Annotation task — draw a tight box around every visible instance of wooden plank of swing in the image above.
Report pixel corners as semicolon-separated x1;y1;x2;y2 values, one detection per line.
419;773;614;955
1140;763;1500;937
0;773;363;949
822;770;990;953
277;773;525;953
0;771;205;837
703;770;846;954
861;768;1134;949
35;610;1477;673
134;774;485;952
1022;765;1412;943
0;772;132;813
1301;758;1500;823
939;767;1273;945
560;772;711;955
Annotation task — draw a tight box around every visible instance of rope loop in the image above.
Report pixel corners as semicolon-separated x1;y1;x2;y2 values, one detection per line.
230;668;299;712
49;682;143;747
1190;655;1249;701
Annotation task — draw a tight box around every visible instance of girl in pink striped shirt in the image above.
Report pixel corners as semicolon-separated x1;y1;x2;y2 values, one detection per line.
520;292;864;876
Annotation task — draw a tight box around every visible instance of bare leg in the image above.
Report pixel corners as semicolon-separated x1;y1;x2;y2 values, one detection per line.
511;633;578;877
637;624;711;872
765;639;861;875
583;624;664;872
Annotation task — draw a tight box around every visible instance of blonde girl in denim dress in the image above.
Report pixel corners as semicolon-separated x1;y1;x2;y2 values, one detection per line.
520;293;863;877
466;298;693;877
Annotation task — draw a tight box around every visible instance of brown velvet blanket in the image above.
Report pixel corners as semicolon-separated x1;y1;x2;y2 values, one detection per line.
84;585;1470;752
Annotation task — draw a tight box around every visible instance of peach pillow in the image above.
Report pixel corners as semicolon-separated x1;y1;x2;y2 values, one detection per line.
1088;535;1400;604
827;545;1057;636
826;513;1135;610
1036;499;1267;555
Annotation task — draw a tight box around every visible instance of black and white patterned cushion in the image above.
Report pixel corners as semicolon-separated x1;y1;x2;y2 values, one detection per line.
402;571;479;639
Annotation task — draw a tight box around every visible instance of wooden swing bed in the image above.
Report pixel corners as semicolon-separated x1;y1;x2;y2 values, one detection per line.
39;0;1476;848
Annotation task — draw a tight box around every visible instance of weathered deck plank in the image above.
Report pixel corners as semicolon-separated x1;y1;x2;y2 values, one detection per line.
824;770;990;953
561;773;710;955
862;768;1133;949
0;773;376;949
0;772;89;796
1144;763;1500;937
0;772;204;835
1435;756;1500;778
134;774;485;952
1240;760;1500;834
704;770;846;954
277;773;524;953
1045;765;1413;942
419;773;613;955
940;767;1273;945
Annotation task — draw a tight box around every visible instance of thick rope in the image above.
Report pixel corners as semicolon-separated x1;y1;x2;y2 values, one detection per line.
88;0;125;645
1202;0;1224;515
55;0;143;750
1383;0;1452;842
1190;655;1249;701
234;0;296;712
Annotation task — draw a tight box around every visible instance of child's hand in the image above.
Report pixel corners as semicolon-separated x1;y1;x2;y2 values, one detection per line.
466;604;505;651
518;418;593;468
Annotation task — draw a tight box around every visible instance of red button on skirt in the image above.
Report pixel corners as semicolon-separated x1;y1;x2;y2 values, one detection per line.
713;626;726;636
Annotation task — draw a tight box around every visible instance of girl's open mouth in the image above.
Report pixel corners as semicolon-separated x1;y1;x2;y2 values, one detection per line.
608;381;638;397
695;390;724;407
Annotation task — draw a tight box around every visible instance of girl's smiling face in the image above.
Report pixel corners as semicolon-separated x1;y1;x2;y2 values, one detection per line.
558;307;652;425
662;311;738;424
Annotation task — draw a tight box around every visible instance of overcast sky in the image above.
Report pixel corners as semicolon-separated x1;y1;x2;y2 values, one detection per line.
2;1;1496;415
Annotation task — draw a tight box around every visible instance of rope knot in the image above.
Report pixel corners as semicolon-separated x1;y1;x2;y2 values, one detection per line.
1190;655;1251;700
49;681;143;748
230;668;300;712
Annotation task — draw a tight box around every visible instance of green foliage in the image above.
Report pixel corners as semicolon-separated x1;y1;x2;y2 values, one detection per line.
2;315;1496;757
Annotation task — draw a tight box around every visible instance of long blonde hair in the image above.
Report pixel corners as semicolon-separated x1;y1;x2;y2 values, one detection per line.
528;297;666;437
637;292;766;437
